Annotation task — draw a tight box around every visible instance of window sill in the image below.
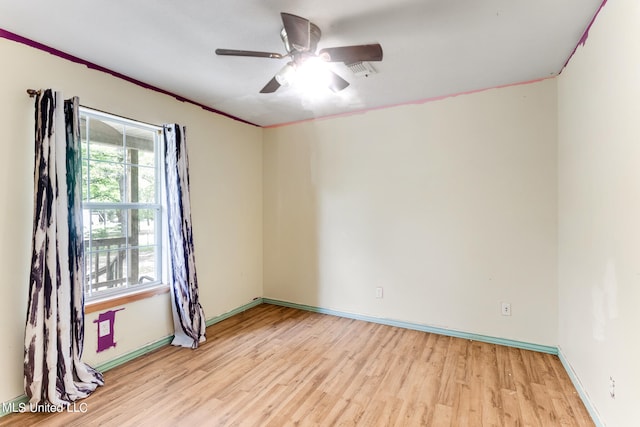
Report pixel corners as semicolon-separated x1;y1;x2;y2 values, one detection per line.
85;285;170;314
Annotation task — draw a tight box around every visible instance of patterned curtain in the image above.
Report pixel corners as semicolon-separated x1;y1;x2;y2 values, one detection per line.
24;90;104;405
163;124;206;348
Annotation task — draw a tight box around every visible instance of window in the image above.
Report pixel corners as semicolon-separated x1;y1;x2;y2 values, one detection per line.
80;108;164;300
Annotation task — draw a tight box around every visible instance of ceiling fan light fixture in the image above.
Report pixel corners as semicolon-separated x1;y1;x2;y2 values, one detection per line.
296;57;332;91
275;62;297;86
318;51;331;62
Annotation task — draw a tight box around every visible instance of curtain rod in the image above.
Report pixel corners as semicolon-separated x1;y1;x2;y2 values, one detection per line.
26;89;164;131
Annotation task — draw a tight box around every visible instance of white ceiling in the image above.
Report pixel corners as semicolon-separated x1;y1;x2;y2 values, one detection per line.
1;0;602;127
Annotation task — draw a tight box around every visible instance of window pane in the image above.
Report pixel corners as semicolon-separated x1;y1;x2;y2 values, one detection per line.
80;116;87;145
81;158;89;202
136;208;158;245
137;149;156;168
87;160;124;203
84;208;126;241
126;208;156;261
85;246;128;294
126;165;156;203
129;246;158;285
80;117;88;157
124;128;156;167
88;118;124;163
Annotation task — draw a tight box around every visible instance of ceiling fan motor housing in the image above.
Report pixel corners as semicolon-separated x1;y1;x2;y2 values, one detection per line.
280;22;321;54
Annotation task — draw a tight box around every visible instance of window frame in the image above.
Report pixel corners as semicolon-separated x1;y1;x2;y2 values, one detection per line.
80;107;166;303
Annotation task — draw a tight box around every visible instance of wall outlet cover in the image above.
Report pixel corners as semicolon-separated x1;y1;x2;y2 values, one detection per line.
501;302;511;316
93;308;125;352
98;320;110;337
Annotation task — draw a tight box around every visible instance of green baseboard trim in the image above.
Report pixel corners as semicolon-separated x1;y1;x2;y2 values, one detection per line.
205;298;263;327
0;394;29;417
95;335;174;373
262;298;558;355
557;347;603;427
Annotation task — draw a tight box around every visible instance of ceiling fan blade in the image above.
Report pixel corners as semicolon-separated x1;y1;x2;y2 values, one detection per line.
260;76;281;93
216;49;284;59
281;12;311;51
318;44;383;63
327;71;350;92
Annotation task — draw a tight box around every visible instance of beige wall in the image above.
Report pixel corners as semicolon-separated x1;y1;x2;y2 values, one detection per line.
0;38;263;403
264;79;558;346
558;0;640;425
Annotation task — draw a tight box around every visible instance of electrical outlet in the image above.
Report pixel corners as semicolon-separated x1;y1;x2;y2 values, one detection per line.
99;320;110;337
609;376;615;399
375;287;383;299
501;302;511;316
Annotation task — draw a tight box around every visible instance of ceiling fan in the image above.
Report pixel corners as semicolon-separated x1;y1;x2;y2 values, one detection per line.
215;12;383;94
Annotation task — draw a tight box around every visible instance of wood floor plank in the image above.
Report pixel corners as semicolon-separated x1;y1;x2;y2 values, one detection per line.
0;304;594;427
500;388;523;427
432;403;454;426
509;347;544;426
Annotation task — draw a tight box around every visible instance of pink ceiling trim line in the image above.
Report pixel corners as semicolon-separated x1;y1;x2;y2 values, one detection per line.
264;76;555;129
0;28;258;127
560;0;608;73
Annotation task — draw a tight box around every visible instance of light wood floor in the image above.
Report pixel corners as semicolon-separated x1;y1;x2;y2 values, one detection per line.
1;304;593;426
